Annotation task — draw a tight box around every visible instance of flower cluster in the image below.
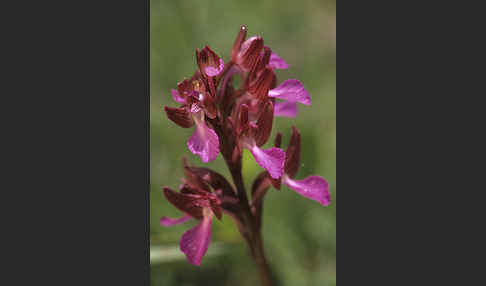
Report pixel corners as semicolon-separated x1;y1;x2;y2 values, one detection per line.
161;26;331;266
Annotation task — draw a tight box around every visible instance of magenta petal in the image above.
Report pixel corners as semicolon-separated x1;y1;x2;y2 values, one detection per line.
204;58;225;77
171;88;186;104
160;214;191;227
250;146;285;179
180;214;212;266
188;121;220;163
268;52;289;69
283;175;331;206
274;101;298;118
268;79;311;105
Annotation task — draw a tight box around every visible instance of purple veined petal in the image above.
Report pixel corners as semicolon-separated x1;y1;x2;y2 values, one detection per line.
274;100;298;118
283;175;331;206
204;58;225;77
187;119;220;163
249;145;285;179
160;214;192;227
180;213;212;266
268;52;289;69
171;88;186;104
268;79;311;106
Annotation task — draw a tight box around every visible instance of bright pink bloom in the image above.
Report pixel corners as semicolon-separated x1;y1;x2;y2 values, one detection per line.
165;75;220;163
161;186;222;266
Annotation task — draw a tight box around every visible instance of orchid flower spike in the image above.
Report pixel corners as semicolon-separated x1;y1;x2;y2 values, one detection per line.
161;26;331;269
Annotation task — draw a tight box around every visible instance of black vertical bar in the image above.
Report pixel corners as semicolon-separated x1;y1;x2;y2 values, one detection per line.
1;0;150;284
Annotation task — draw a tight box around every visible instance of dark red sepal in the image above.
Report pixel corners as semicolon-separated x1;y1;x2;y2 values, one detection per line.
177;78;195;99
186;166;237;198
164;106;194;128
239;37;264;72
162;187;203;219
251;172;272;202
249;46;272;79
232;25;247;62
284;126;301;178
253;100;274;147
237;103;249;136
202;92;217;119
196;46;224;77
182;158;211;192
248;67;275;100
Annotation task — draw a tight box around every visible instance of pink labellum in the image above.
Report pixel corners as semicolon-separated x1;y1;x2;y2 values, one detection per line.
180;213;212;266
187;120;220;163
274;101;298;117
283;175;331;206
268;79;311;105
250;145;285;179
268;52;289;69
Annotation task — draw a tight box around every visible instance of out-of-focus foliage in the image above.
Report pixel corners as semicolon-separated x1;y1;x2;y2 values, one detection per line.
151;0;335;285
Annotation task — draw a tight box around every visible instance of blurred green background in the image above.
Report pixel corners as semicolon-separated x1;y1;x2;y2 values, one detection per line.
151;0;335;285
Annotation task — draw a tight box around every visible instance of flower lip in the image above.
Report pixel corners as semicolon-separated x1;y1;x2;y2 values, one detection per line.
187;116;220;163
268;79;311;106
268;52;289;69
282;175;331;206
180;212;213;266
274;101;298;118
244;140;285;179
